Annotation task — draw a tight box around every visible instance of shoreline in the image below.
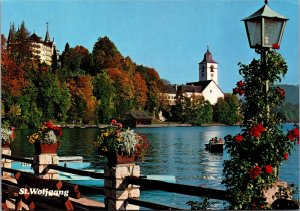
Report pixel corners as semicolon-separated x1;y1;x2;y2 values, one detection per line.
58;122;229;128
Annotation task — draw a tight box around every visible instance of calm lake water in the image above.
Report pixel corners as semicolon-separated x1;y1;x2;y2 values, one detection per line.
10;125;299;209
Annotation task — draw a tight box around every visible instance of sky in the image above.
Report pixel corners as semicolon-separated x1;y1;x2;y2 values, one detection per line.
1;0;299;93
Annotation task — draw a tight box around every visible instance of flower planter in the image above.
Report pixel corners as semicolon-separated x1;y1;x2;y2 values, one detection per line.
106;153;136;166
34;142;60;155
1;142;10;148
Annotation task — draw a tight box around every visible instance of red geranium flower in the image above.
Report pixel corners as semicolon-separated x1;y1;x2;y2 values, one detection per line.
256;124;266;132
111;119;117;125
45;121;54;129
292;128;299;137
238;89;245;95
233;87;239;95
287;127;300;141
249;165;261;180
234;134;243;142
275;87;285;98
264;165;273;174
272;43;280;49
283;153;289;160
249;124;266;138
237;80;244;87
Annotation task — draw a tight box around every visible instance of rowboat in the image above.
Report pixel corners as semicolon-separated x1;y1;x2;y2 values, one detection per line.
205;143;223;153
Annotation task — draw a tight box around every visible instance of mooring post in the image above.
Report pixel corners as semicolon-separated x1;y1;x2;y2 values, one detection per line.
1;147;12;176
104;163;140;210
33;154;59;179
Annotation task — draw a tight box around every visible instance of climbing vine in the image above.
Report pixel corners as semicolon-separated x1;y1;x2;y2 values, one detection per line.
223;50;299;209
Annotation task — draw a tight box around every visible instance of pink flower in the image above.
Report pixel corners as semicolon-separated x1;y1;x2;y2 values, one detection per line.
264;165;273;174
111;119;117;125
117;123;123;128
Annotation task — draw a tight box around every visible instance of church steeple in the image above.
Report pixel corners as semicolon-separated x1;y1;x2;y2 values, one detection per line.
198;47;219;85
44;22;50;42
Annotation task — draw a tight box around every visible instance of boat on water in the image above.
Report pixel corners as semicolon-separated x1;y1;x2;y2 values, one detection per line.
205;137;224;153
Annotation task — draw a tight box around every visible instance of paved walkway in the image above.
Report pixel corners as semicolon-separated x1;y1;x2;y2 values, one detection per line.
2;175;105;210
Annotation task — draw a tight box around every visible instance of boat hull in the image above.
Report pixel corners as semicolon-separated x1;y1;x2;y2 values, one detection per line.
205;143;223;153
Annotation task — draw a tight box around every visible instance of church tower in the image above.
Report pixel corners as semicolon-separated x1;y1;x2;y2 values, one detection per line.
198;47;219;85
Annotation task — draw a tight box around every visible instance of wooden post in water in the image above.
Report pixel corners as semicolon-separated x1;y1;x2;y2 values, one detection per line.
33;154;59;179
1;147;12;176
104;163;140;210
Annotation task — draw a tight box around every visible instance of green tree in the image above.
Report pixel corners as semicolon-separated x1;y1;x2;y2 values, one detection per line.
93;71;117;123
13;21;33;66
213;94;241;125
51;46;58;72
189;96;213;125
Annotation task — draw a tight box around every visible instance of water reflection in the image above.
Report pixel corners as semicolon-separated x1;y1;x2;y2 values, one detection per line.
10;125;299;209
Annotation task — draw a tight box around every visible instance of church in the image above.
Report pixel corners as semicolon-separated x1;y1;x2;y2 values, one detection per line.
160;48;224;105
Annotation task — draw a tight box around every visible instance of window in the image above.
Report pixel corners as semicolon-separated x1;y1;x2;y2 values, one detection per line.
210;65;214;72
202;66;205;72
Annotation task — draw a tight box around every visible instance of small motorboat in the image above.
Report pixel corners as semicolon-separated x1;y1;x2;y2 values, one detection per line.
205;137;224;153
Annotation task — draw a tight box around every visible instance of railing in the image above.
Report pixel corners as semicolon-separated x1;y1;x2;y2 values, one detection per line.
2;154;231;210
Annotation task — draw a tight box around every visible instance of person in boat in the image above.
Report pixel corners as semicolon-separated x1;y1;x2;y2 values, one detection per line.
218;138;223;144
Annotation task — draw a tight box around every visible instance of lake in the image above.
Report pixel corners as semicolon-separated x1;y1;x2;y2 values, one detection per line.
10;125;299;209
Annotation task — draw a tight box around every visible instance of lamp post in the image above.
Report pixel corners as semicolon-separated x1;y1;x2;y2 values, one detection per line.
242;0;288;118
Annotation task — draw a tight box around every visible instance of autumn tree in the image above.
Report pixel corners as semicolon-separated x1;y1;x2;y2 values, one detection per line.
67;75;97;124
133;73;148;110
1;34;28;97
92;36;124;74
74;45;93;74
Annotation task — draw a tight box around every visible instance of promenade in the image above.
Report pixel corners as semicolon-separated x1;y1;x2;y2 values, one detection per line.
2;175;105;210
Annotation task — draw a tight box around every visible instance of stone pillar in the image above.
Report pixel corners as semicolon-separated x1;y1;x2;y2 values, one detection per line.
33;154;59;179
1;148;12;176
104;163;140;210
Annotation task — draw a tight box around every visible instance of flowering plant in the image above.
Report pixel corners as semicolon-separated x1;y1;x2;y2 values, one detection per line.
27;121;63;144
1;125;15;145
223;50;299;209
94;119;150;161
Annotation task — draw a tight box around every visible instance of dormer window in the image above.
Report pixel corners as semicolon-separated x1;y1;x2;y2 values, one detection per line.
210;65;214;72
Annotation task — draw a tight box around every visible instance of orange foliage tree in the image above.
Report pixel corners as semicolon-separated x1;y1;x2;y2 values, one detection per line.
1;34;28;97
67;75;97;123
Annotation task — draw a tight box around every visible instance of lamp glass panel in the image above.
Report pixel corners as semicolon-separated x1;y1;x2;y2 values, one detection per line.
263;19;284;46
246;20;261;47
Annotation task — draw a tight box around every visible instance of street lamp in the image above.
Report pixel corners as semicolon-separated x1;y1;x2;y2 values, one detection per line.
242;0;288;51
242;0;288;117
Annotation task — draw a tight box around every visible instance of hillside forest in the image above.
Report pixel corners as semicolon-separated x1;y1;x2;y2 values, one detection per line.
1;21;298;128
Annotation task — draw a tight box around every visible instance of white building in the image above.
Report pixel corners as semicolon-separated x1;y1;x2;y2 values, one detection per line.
30;25;56;66
160;48;224;105
186;48;224;104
